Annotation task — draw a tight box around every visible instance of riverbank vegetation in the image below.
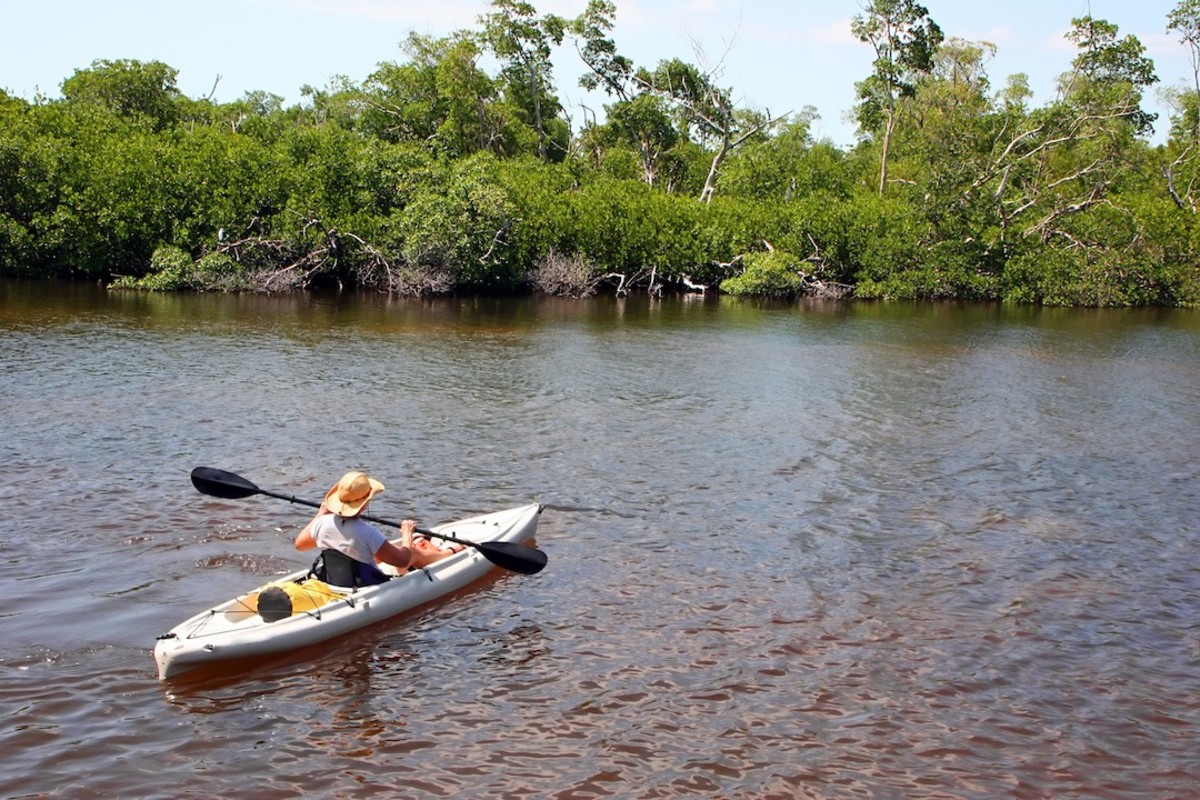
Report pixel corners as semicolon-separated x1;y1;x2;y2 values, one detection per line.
4;0;1200;305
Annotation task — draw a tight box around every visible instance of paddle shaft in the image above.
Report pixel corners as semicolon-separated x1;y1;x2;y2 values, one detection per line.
189;466;547;575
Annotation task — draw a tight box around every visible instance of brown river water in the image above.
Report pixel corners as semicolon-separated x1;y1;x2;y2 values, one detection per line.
1;279;1198;799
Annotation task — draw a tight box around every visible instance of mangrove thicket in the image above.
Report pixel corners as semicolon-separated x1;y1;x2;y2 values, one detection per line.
3;0;1200;306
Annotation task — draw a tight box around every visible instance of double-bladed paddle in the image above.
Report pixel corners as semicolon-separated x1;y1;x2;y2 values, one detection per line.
190;466;547;575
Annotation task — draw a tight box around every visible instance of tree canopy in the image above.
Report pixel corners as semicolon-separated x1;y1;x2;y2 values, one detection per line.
2;0;1199;306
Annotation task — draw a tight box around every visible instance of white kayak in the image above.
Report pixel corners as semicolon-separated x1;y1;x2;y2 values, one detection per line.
154;502;543;680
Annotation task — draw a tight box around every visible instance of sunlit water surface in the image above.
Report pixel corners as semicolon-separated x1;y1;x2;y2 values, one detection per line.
1;280;1197;799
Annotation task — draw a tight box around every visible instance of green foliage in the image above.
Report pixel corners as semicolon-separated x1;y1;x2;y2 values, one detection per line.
1063;16;1159;135
999;191;1200;307
0;1;1197;305
479;0;568;160
569;0;633;98
851;0;944;128
720;250;804;296
111;246;247;292
110;245;194;290
393;152;521;286
109;247;190;293
564;177;675;272
766;195;855;278
834;189;992;300
720;123;851;202
62;59;183;130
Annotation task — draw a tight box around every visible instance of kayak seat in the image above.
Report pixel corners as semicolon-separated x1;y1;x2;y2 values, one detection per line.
310;549;391;588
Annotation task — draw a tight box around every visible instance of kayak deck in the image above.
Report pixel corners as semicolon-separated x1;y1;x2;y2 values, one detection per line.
154;502;542;680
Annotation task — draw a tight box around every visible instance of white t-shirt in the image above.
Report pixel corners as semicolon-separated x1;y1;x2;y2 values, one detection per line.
310;514;387;565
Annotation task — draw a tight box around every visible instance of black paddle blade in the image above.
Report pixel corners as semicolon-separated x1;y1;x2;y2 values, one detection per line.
191;467;262;500
476;541;548;575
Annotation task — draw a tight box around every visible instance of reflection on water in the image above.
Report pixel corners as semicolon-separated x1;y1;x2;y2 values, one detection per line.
1;278;1198;798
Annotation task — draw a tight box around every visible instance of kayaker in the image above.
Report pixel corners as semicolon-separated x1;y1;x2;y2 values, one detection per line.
294;470;463;583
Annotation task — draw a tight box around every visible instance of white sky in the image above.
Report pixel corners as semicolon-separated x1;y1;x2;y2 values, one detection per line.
1;0;1192;146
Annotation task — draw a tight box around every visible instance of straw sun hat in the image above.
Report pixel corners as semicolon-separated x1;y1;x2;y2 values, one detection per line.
323;471;384;517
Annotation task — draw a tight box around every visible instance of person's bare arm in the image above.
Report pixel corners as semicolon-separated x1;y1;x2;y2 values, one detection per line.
294;526;317;551
374;520;416;569
294;502;330;551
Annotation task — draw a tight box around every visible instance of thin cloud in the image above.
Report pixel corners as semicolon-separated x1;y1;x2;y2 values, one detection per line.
263;0;480;27
958;24;1019;48
811;19;857;46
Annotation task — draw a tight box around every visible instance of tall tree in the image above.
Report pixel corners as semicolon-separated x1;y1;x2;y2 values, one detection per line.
1165;0;1200;210
570;0;673;185
570;0;635;102
596;93;682;186
361;33;456;145
637;58;786;203
1061;15;1158;136
851;0;944;195
570;0;783;200
716;112;850;202
361;31;532;158
906;38;997;198
480;0;567;160
435;35;524;157
949;17;1164;303
361;32;523;158
1169;0;1200;103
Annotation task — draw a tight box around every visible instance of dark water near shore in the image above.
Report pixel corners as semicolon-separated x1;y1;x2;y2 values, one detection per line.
1;279;1198;799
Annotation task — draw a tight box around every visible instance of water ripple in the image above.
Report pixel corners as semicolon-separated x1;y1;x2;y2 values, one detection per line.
0;288;1198;798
